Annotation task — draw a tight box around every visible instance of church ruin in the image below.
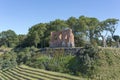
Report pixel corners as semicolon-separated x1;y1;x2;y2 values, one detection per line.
49;29;75;47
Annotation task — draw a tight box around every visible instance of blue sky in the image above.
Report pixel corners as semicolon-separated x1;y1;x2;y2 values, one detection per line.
0;0;120;34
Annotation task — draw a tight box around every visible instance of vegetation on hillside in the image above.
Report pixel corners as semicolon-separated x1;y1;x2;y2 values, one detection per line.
0;45;120;79
0;65;83;80
0;16;120;80
0;16;119;48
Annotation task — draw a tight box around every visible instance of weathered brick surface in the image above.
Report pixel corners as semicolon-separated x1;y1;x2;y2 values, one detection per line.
50;29;75;47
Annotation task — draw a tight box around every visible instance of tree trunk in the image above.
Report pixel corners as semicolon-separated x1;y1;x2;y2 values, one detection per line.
102;36;107;47
117;41;120;48
89;32;94;44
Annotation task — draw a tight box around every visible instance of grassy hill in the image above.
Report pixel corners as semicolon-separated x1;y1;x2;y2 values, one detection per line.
1;47;120;80
91;48;120;80
0;65;85;80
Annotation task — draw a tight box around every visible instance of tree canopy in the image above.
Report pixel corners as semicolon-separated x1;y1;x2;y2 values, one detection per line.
0;16;119;48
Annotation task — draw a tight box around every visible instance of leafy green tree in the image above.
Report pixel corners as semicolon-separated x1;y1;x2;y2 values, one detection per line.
105;18;119;37
66;16;78;33
96;21;108;47
106;36;113;47
113;35;120;47
0;51;17;70
27;23;46;47
33;31;40;47
66;17;86;47
78;16;99;45
44;19;68;47
96;19;119;47
74;33;86;47
17;34;26;48
49;19;68;31
0;30;18;47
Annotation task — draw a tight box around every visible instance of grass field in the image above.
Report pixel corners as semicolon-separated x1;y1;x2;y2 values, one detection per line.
0;65;85;80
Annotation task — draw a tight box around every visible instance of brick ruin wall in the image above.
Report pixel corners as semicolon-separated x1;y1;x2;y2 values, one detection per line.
49;29;75;47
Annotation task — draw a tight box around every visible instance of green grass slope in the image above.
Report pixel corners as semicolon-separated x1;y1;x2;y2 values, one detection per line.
92;48;120;80
0;65;85;80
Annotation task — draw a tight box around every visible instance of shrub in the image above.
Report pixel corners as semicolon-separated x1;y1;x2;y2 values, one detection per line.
67;44;99;77
0;51;17;70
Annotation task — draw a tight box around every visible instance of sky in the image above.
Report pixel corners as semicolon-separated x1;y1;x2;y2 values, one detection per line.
0;0;120;34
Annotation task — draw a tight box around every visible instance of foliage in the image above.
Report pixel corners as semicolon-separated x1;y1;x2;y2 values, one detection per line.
0;15;120;80
0;16;119;48
67;44;99;77
0;30;19;48
27;50;74;73
1;46;120;80
92;48;120;80
0;51;17;70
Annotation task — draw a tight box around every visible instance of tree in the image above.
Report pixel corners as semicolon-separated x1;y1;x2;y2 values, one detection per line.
17;34;26;48
78;16;99;45
0;30;18;47
113;35;120;48
96;21;108;47
0;51;17;70
96;19;119;47
105;18;119;38
49;19;68;31
66;17;86;47
44;19;68;47
33;31;40;47
106;36;112;47
66;16;78;33
27;23;47;47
